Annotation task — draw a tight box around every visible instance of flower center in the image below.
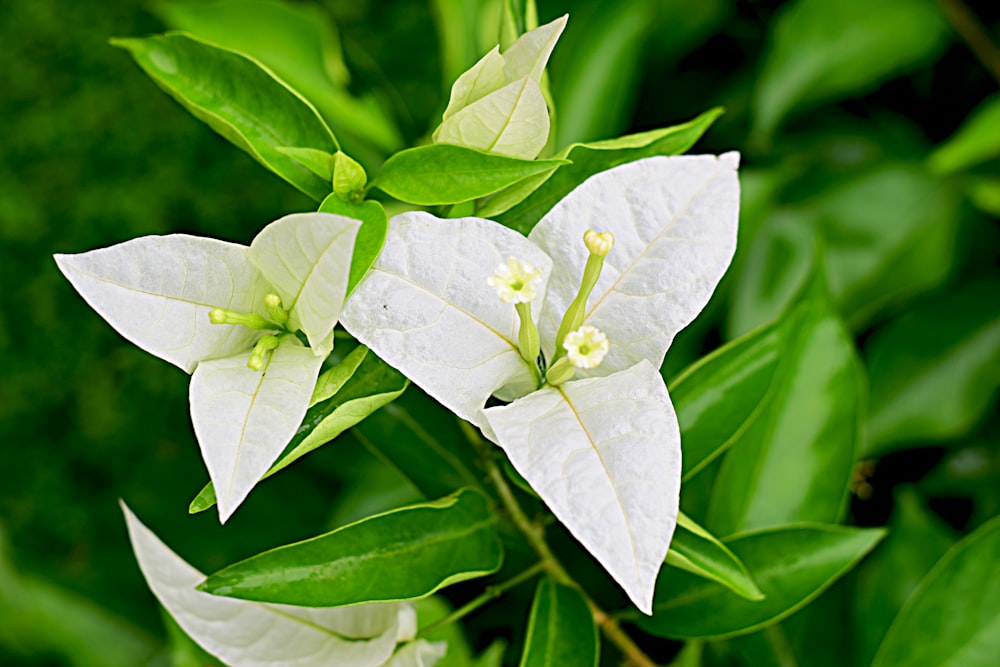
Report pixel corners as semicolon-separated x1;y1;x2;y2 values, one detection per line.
207;293;291;371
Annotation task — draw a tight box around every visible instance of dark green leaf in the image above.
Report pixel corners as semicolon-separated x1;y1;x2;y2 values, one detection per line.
752;0;948;140
376;144;568;206
317;194;388;295
865;277;1000;455
486;108;722;232
199;488;503;606
667;513;763;601
669;322;781;480
872;514;1000;667
639;524;885;639
708;279;863;536
112;33;338;201
519;578;598;667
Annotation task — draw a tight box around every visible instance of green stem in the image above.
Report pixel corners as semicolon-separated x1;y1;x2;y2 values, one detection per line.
937;0;1000;84
417;561;546;637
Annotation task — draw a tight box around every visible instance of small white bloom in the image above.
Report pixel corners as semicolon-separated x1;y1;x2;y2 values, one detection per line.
563;325;610;369
487;257;544;304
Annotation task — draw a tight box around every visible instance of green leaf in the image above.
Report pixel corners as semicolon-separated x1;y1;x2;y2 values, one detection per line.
872;514;1000;667
276;146;334;182
156;0;401;154
199;488;503;606
852;487;957;667
639;524;885;639
333;151;367;199
162;609;223;667
751;0;948;140
376;144;568;206
112;33;338;201
865;277;1000;455
708;280;864;536
318;193;388;295
487;108;722;233
415;596;475;667
472;641;507;667
929;93;1000;174
666;513;763;601
669;322;781;481
519;578;598;667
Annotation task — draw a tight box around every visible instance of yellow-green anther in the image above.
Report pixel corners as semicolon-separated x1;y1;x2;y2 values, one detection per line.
247;335;280;371
333;151;367;202
208;308;271;330
545;356;575;386
264;293;289;327
515;302;542;386
552;229;614;363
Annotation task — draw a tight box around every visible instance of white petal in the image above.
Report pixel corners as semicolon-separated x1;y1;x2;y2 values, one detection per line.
382;641;447;667
189;336;324;522
340;211;551;427
121;503;402;667
501;15;568;83
434;77;549;159
442;46;507;121
530;154;740;376
250;212;361;357
55;235;269;373
483;361;680;614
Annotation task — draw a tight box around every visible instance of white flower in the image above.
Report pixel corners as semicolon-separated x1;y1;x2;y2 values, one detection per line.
487;257;544;303
55;212;360;522
563;324;610;369
341;153;741;613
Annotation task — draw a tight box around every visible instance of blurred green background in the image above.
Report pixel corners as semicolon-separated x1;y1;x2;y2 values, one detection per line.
1;0;998;665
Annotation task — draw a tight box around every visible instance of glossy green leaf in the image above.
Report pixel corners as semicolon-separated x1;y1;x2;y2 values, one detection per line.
189;346;406;514
319;193;389;295
708;281;863;536
484;108;722;232
752;0;948;139
519;578;598;667
157;0;401;153
667;513;763;601
669;322;781;480
852;487;956;667
376;144;568;206
872;514;1000;667
928;94;1000;174
865;277;1000;455
112;33;339;201
199;488;503;607
639;524;885;639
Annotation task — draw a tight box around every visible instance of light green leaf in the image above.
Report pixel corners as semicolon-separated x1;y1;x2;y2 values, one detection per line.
333;151;368;199
435;76;549;159
752;0;948;139
277;146;335;182
865;277;1000;455
929;94;1000;174
442;46;507;121
312;344;370;405
112;33;339;201
484;361;680;614
967;176;1000;216
529;153;740;377
384;641;448;667
199;489;503;607
872;514;1000;667
639;524;885;639
472;641;507;667
123;503;409;667
377;144;569;206
708;281;863;536
486;108;722;231
431;0;487;91
669;322;781;480
249;212;360;356
519;578;598;667
54;234;268;374
667;513;763;601
318;195;389;296
501;14;567;83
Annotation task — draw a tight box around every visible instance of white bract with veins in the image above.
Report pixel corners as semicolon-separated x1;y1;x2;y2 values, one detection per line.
341;153;741;613
55;213;360;522
121;503;439;667
432;15;567;159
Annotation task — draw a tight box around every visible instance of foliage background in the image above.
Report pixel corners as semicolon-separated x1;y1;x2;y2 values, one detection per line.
1;0;998;664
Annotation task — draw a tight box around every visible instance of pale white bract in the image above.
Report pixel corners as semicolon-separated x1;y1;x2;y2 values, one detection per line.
122;503;433;667
342;153;741;613
55;212;360;522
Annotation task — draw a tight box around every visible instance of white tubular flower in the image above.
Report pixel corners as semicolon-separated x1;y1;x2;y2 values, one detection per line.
563;325;610;369
487;257;544;304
